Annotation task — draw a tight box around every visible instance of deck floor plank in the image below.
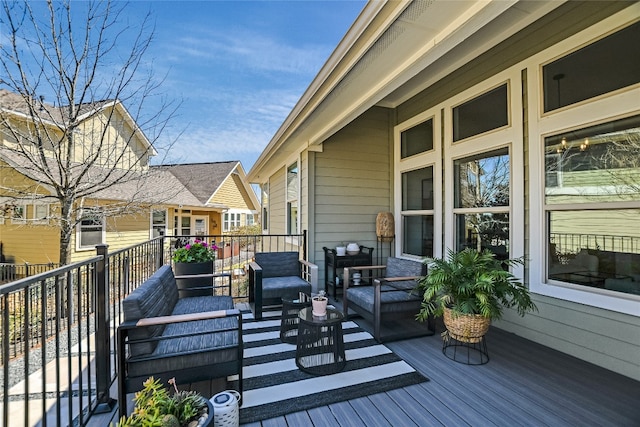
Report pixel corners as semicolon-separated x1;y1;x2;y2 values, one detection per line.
99;308;640;427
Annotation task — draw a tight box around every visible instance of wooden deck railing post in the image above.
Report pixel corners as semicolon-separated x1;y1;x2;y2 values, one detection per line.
93;244;116;413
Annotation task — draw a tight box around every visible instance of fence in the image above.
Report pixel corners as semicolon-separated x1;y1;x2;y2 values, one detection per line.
0;232;306;426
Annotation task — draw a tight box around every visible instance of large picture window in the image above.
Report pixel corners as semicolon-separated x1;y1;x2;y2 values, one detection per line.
545;115;640;296
454;148;510;259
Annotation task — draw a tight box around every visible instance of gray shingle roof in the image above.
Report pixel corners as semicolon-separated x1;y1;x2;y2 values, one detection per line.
158;162;239;204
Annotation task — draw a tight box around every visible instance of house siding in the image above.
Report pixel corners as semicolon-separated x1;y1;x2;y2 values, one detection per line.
311;107;392;283
268;167;286;235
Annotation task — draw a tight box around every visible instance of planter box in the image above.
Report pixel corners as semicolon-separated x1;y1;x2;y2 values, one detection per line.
217;241;240;259
174;261;214;297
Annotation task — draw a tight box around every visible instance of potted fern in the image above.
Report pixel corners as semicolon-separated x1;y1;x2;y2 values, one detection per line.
117;377;213;427
416;248;537;343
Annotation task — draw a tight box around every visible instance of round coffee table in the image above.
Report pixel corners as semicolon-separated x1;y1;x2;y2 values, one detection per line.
295;307;346;375
280;298;312;344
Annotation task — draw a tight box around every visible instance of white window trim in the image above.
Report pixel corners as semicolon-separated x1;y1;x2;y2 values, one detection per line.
76;207;105;251
525;5;640;316
395;110;443;260
11;203;26;224
286;160;300;236
32;203;49;224
150;208;168;239
223;210;243;232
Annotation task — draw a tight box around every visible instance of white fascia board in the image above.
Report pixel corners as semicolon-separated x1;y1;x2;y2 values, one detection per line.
247;0;407;182
307;0;547;146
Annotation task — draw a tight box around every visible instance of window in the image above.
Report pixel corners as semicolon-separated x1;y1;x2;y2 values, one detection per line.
173;212;192;236
454;148;510;259
11;204;25;224
223;212;241;232
33;204;49;223
401;166;434;257
287;163;298;234
78;208;104;249
543;21;640;112
151;209;167;238
401;119;434;158
453;84;508;141
261;184;269;231
246;214;255;226
545;115;640;296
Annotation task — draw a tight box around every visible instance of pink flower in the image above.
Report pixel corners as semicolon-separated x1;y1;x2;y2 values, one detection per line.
185;244;191;250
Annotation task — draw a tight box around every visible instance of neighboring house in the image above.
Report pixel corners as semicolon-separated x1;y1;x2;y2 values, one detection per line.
0;89;258;264
247;1;640;381
159;161;260;238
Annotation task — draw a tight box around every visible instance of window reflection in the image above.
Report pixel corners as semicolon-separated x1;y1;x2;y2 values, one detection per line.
545;115;640;204
403;215;434;257
454;148;510;259
455;148;509;208
456;213;509;260
548;210;640;296
545;115;640;296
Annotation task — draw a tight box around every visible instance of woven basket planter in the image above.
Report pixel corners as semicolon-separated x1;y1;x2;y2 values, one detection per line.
443;307;490;343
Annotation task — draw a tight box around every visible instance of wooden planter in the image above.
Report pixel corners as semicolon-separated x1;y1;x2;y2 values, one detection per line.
217;241;240;259
174;261;214;297
443;307;490;343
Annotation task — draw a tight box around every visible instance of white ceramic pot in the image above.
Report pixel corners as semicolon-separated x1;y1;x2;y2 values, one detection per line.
312;296;328;316
336;246;346;256
346;243;360;255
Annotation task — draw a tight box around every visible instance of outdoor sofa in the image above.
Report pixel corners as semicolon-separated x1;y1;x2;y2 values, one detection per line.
117;265;243;419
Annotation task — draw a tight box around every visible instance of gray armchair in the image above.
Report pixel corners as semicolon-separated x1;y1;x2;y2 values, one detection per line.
248;251;317;320
343;257;435;342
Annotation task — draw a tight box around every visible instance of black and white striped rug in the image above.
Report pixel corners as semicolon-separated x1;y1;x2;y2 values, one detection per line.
238;309;428;424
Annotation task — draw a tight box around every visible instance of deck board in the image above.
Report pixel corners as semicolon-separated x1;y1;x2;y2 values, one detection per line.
96;308;640;427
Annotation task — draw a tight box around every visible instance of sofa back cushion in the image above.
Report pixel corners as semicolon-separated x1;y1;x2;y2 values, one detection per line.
386;257;426;278
123;265;177;356
255;251;301;278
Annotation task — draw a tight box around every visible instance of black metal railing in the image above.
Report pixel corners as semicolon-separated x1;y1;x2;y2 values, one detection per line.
0;232;306;426
0;262;60;285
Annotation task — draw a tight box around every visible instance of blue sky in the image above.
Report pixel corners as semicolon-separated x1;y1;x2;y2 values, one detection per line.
124;1;366;170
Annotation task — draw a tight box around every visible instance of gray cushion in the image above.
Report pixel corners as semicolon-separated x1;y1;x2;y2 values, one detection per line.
255;252;301;278
347;284;421;314
262;276;312;300
123;265;176;356
386;257;426;278
127;316;239;378
173;295;234;315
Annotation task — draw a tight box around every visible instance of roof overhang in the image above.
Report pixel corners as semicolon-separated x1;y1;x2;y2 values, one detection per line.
247;0;565;183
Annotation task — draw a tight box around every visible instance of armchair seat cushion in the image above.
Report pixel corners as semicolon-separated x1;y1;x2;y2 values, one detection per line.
127;317;239;378
262;276;312;299
347;285;421;314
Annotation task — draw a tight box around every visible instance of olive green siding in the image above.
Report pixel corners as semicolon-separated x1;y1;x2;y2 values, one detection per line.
268;167;286;235
310;107;392;283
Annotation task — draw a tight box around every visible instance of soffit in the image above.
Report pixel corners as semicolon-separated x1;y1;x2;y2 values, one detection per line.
248;0;564;182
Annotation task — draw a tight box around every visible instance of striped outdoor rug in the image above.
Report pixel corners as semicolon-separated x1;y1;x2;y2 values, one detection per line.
238;309;428;424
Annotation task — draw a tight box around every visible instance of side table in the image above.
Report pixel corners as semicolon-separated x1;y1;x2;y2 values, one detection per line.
280;298;312;344
323;246;374;300
295;307;346;375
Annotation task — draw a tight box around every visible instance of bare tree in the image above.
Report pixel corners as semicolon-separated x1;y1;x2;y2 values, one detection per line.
0;0;180;264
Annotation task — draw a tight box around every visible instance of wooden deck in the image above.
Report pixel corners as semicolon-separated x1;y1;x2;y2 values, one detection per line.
95;307;640;427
